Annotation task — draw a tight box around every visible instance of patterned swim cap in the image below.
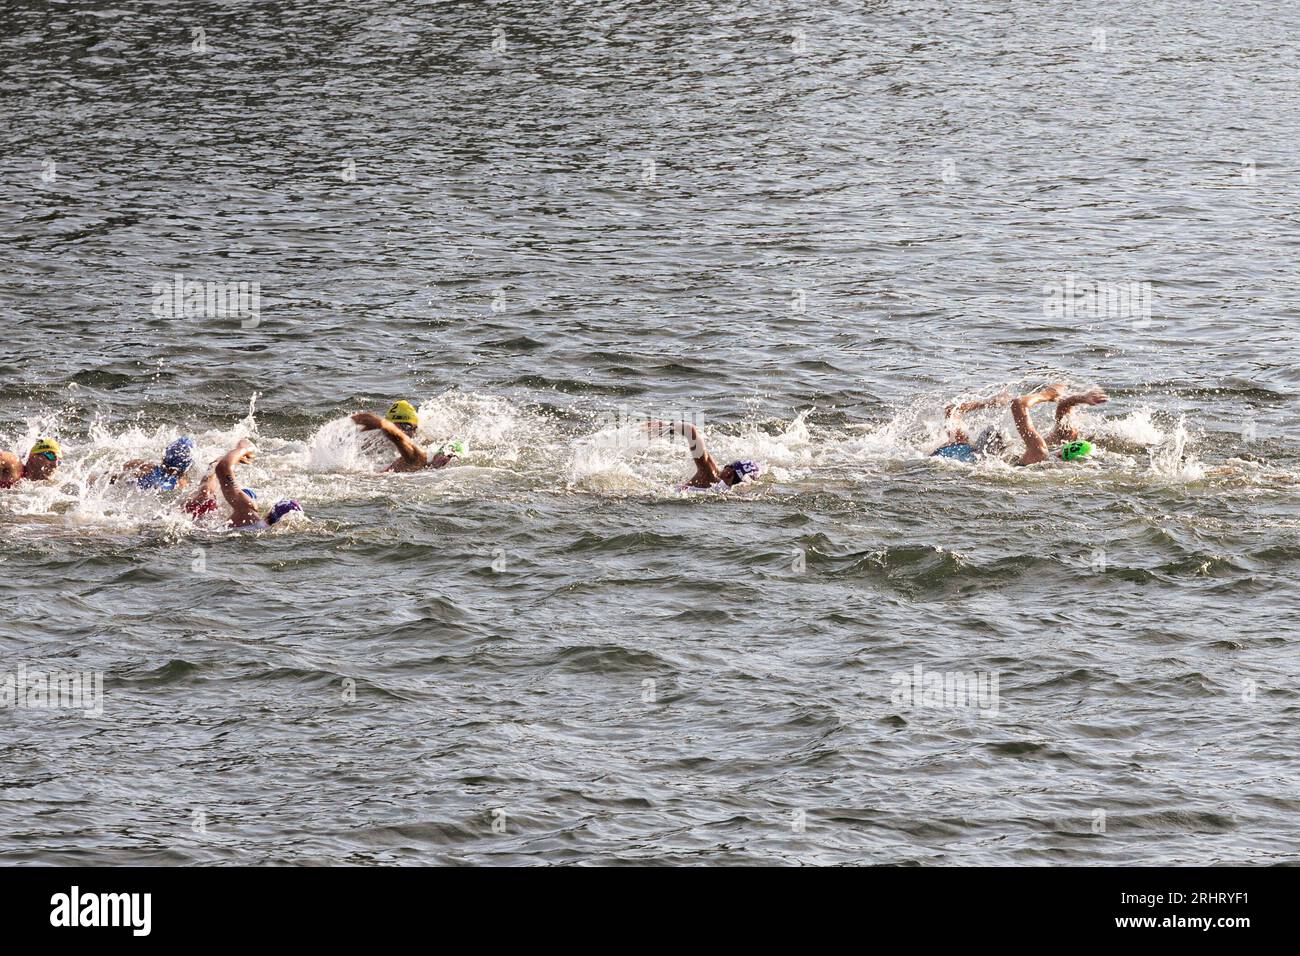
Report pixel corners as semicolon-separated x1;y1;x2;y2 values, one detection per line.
1061;440;1093;462
726;460;762;484
386;401;419;427
163;437;195;472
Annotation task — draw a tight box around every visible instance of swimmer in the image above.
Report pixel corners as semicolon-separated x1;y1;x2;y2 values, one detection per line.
180;439;302;529
0;438;62;490
645;420;763;490
1010;384;1109;466
931;393;1012;463
350;401;464;473
112;437;195;492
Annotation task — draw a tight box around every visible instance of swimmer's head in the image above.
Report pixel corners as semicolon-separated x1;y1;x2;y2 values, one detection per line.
25;438;62;479
266;499;303;526
973;426;1007;458
438;439;467;458
1061;440;1094;462
162;437;195;474
721;459;762;486
30;437;61;459
386;401;419;435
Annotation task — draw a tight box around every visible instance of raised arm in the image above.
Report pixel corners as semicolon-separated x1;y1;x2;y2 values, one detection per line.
1055;388;1109;421
945;392;1012;418
215;440;263;527
1049;388;1108;443
352;413;427;468
645;420;720;486
1009;385;1068;465
941;391;1011;445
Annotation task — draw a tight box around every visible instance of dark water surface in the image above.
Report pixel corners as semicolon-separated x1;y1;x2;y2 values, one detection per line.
3;1;1300;864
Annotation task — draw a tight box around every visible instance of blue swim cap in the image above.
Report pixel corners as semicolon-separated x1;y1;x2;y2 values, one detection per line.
163;437;195;472
243;488;257;499
266;499;302;525
726;460;762;484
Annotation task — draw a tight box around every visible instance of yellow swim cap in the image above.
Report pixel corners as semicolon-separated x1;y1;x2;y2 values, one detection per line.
30;438;62;459
386;401;419;426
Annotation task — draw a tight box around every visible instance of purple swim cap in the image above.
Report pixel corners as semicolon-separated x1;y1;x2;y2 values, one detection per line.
266;499;302;525
726;460;762;484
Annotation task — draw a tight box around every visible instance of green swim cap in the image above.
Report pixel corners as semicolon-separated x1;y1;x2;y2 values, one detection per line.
439;440;467;457
1061;440;1093;462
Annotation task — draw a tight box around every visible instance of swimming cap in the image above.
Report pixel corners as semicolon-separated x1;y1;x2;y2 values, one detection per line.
163;437;195;472
29;438;61;459
726;460;762;484
439;440;467;457
1061;440;1093;462
386;401;419;427
266;499;302;525
243;488;257;499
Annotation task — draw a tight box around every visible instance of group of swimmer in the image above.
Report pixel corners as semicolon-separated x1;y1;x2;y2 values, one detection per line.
933;384;1109;465
0;384;1110;527
0;399;461;529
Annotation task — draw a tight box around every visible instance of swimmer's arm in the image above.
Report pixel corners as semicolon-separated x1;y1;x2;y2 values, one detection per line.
1010;386;1066;465
1046;389;1109;443
352;413;427;467
215;442;262;526
646;420;722;485
1055;389;1109;421
945;392;1012;418
942;392;1011;445
107;459;153;485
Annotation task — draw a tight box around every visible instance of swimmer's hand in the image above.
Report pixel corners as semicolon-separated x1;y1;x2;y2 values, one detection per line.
231;439;256;464
644;419;699;441
1080;388;1109;406
1040;384;1069;402
351;413;383;430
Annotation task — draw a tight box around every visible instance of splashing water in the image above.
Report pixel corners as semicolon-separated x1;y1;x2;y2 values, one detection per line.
1;383;1284;534
1146;416;1206;480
